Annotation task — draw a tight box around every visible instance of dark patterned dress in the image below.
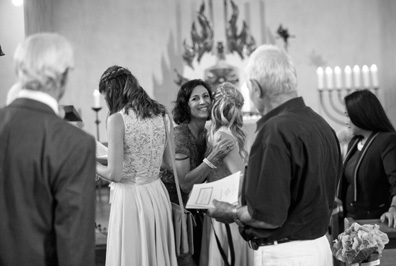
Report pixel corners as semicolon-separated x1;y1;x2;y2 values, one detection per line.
160;122;207;264
161;123;207;204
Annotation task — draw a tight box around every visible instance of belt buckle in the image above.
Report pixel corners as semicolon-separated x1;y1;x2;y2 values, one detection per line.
248;240;259;250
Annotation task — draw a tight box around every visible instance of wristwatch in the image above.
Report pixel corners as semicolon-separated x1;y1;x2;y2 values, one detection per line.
232;206;245;227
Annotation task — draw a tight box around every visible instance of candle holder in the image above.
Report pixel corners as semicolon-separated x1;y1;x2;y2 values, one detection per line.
92;107;102;141
318;88;351;125
317;65;379;126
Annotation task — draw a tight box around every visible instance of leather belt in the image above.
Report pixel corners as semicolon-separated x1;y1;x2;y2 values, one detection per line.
248;237;293;250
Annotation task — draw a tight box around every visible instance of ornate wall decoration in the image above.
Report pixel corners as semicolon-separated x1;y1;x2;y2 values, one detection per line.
276;24;295;51
204;42;239;89
182;2;214;70
178;0;257;89
226;0;256;59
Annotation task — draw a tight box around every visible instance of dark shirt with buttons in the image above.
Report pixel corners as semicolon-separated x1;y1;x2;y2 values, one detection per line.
240;97;343;242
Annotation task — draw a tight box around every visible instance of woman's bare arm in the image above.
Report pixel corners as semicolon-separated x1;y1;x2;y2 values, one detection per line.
96;113;124;182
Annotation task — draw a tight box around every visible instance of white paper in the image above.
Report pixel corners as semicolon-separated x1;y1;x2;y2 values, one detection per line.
96;141;108;159
186;171;241;209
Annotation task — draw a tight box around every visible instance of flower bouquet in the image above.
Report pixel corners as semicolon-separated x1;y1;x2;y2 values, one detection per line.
332;222;389;265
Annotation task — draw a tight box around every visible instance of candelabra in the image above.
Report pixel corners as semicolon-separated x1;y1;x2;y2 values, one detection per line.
316;65;379;126
92;107;102;141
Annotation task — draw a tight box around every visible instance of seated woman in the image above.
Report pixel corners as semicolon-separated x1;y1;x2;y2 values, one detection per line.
200;82;254;266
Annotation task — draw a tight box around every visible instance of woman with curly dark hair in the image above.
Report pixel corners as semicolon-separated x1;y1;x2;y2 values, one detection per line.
96;65;177;266
161;79;234;264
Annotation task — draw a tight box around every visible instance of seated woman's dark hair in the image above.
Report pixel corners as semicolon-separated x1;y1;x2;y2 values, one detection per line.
99;65;166;118
172;79;213;124
345;89;395;132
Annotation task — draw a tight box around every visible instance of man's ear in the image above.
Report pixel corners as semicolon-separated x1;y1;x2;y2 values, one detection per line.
59;69;69;88
251;81;263;99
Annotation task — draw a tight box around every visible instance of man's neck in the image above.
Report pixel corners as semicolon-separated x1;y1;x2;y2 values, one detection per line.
18;89;59;114
260;92;298;116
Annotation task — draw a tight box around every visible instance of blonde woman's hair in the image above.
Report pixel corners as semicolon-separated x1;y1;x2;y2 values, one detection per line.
14;32;74;92
208;82;247;162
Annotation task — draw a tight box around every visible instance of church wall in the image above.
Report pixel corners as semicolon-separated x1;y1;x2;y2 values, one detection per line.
0;1;24;105
0;0;395;140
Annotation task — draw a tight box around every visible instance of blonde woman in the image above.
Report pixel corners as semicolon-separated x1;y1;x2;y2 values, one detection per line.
200;82;253;266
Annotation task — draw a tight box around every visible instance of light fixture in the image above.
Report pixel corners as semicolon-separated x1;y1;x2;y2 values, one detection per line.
12;0;23;7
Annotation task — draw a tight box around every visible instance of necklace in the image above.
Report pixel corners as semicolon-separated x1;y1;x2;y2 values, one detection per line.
357;139;364;151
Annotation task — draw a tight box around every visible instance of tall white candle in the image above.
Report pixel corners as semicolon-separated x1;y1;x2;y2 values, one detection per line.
93;89;101;108
325;67;333;89
353;65;361;88
344;65;352;89
334;66;342;89
362;65;370;88
370;64;379;87
316;67;324;90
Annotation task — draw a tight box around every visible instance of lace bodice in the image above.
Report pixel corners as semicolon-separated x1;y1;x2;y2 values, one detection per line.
119;108;167;184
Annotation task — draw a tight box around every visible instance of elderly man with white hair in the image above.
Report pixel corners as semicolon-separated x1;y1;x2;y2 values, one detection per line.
0;33;96;266
208;44;343;266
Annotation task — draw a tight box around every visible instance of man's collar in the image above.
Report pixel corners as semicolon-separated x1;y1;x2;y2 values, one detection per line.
18;89;59;115
256;97;305;131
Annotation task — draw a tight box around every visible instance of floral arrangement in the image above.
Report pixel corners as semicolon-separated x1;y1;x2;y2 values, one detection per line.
332;222;389;264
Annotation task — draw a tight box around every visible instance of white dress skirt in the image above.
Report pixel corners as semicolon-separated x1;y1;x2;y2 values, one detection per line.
105;109;177;266
106;180;176;266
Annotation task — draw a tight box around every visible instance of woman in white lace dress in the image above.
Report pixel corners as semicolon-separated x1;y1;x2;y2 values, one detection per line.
96;66;177;266
200;82;254;266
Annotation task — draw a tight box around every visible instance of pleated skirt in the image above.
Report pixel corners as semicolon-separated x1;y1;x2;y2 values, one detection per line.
105;179;177;266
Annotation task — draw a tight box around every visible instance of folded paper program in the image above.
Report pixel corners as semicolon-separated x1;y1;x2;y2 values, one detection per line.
96;141;108;158
186;171;241;209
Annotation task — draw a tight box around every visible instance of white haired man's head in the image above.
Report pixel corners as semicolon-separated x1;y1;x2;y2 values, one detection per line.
245;44;297;98
14;32;74;100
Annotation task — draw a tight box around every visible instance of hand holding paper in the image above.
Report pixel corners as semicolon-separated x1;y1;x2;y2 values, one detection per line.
207;199;235;224
186;171;241;209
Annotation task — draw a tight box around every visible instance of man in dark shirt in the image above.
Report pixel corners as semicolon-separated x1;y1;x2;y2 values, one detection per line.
208;44;342;265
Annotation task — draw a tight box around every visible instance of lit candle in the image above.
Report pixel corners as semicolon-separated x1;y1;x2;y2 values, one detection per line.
93;89;101;108
316;67;324;90
334;66;342;89
362;65;370;88
353;65;361;88
325;67;333;89
370;64;379;88
344;65;352;89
